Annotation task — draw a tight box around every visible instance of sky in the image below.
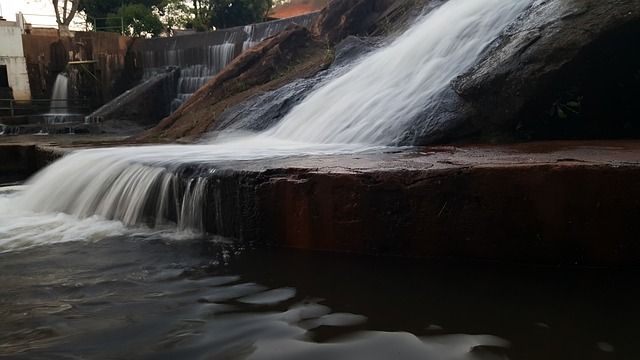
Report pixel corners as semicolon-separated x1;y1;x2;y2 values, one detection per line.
0;0;84;29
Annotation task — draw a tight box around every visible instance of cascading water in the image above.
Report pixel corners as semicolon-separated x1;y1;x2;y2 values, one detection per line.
1;0;533;248
242;13;317;51
42;73;74;125
141;32;240;113
169;43;237;112
50;73;69;114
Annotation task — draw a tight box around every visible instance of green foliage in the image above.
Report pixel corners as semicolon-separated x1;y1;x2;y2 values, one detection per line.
158;0;193;33
211;0;273;29
79;0;274;34
79;0;164;32
80;0;164;19
190;0;273;30
107;4;164;37
549;86;582;120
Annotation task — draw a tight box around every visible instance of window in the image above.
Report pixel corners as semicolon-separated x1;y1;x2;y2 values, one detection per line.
0;65;9;88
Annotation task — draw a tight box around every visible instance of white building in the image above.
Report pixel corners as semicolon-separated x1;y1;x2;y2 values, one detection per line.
0;13;31;100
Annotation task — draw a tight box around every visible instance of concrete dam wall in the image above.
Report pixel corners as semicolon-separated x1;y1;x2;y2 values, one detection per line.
95;13;320;126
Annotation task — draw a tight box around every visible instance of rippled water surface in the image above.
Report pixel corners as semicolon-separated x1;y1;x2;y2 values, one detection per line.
0;234;638;360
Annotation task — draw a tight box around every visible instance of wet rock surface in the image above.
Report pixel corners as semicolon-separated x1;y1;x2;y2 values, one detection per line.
451;0;640;141
310;0;430;44
198;141;640;266
85;67;180;129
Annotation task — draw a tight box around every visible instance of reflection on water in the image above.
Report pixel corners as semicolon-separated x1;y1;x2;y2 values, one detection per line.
0;236;638;360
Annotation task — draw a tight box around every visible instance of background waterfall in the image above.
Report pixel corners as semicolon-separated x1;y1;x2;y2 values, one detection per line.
50;73;69;114
43;73;74;125
139;13;318;113
1;0;533;246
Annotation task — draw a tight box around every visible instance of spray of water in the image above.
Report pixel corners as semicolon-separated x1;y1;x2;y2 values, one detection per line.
0;0;533;249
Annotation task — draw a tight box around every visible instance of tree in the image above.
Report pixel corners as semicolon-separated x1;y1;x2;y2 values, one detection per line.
211;0;273;29
79;0;164;32
51;0;81;34
159;0;193;34
107;3;164;37
191;0;273;30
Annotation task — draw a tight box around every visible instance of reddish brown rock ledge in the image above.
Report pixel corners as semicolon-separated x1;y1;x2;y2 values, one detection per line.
204;141;640;266
2;140;640;266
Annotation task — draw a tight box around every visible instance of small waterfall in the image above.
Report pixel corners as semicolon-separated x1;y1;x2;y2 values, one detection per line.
43;73;75;125
14;148;211;234
141;37;239;112
4;0;534;241
169;44;236;112
242;14;317;51
50;73;69;114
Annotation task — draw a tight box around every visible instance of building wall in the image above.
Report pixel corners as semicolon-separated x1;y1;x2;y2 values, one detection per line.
21;31;133;108
0;20;32;100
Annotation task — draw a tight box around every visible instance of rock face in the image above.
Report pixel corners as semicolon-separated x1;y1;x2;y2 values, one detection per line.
451;0;640;141
310;0;429;44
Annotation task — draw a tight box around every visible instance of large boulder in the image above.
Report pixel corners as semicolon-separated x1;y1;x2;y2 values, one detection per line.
451;0;640;141
310;0;430;44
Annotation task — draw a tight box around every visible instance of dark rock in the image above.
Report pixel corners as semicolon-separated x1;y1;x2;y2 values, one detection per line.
451;0;640;141
211;76;325;133
332;35;384;67
311;0;430;44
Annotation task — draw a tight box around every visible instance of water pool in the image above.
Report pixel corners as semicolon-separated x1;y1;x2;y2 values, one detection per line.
0;234;637;359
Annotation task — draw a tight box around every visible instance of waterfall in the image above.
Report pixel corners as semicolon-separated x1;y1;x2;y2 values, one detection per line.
50;73;69;114
242;14;317;51
141;42;238;112
264;0;532;145
43;73;74;125
1;0;534;244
